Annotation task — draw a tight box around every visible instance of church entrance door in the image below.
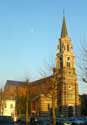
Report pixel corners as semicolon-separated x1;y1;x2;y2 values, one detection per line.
68;106;73;117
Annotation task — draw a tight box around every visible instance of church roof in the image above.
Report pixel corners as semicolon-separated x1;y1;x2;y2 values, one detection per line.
4;75;53;97
5;80;24;86
61;16;68;37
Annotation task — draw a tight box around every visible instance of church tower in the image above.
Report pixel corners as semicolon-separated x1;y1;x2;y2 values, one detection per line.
56;16;80;117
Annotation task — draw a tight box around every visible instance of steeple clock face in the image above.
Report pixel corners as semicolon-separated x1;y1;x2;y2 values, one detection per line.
68;84;74;99
68;85;72;90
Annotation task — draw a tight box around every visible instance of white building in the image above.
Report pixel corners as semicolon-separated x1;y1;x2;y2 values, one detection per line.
3;99;16;117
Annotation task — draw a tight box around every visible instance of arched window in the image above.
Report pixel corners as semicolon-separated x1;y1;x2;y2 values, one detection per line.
68;57;70;60
68;62;70;67
67;44;69;51
67;62;70;68
67;57;70;68
64;45;65;50
60;57;63;68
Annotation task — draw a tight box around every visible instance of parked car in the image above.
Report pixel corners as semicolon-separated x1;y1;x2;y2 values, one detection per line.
56;118;72;125
36;119;50;125
0;116;14;125
77;117;87;125
15;117;31;125
68;117;85;125
16;117;25;124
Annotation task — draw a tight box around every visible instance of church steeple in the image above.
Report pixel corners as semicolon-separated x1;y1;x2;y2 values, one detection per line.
56;15;81;117
61;16;68;37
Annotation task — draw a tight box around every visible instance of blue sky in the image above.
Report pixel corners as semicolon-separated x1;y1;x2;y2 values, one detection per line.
0;0;87;93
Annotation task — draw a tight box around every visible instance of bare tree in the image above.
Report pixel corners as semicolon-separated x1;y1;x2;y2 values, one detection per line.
0;88;3;115
15;79;31;125
39;59;58;125
0;88;4;116
24;79;30;125
77;40;87;92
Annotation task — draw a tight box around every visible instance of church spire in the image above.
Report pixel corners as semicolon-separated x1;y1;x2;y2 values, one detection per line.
61;16;68;37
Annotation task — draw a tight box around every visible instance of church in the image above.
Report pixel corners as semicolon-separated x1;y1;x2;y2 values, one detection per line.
4;16;81;117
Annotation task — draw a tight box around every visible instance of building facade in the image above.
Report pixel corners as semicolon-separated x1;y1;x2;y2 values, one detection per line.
56;16;81;117
32;94;53;117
